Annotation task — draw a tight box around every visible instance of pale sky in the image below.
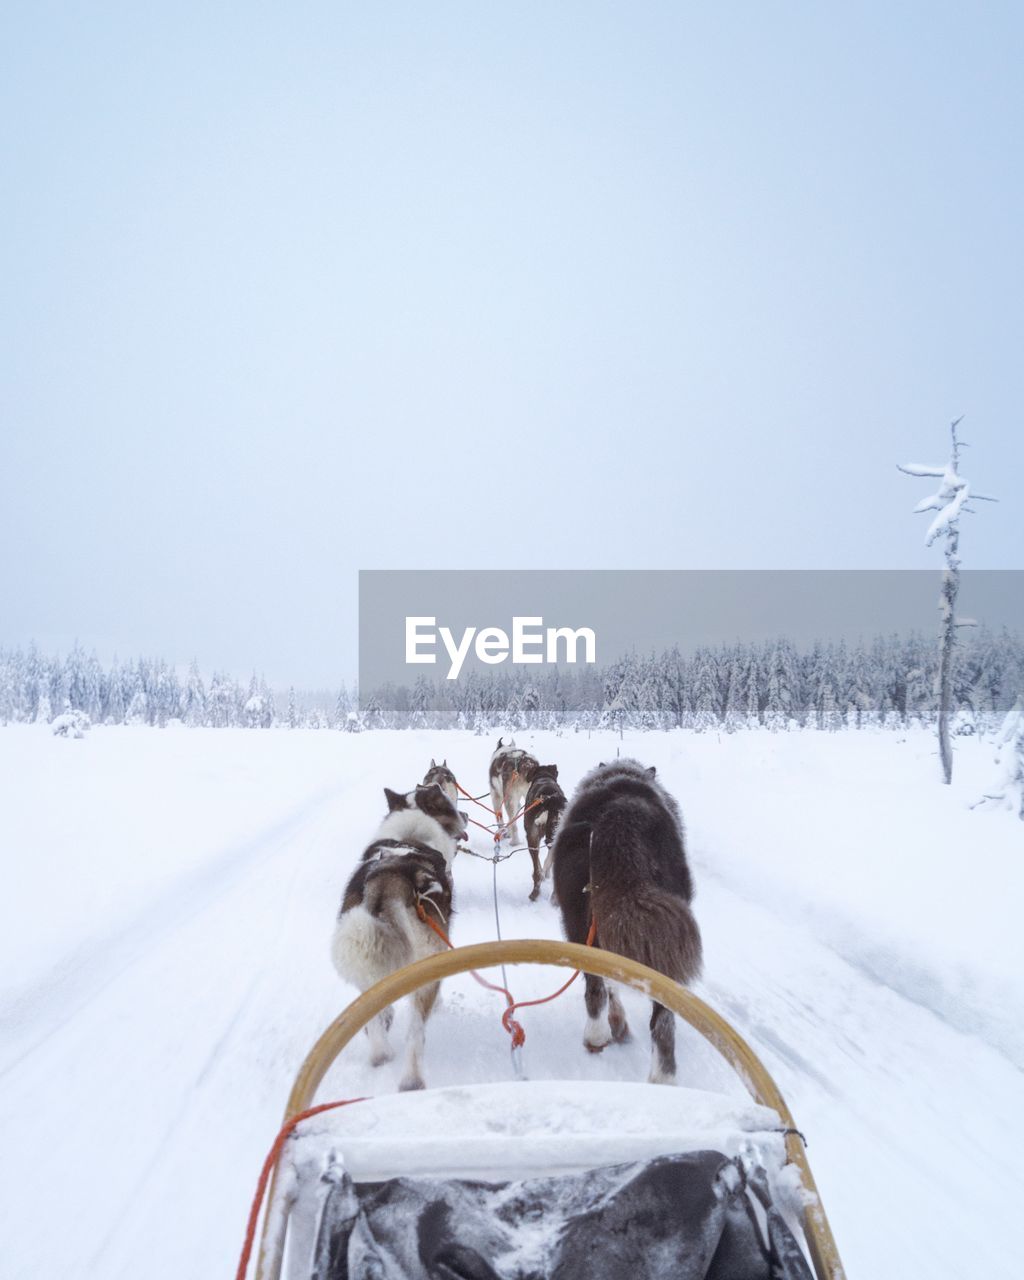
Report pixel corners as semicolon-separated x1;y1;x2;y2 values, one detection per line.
2;3;1021;686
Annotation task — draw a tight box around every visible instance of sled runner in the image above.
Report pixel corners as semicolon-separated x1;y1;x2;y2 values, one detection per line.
245;941;845;1280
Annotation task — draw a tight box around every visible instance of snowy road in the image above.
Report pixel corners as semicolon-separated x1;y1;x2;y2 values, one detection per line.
2;727;1021;1279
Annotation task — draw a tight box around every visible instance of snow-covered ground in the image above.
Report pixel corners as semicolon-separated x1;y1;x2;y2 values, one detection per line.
1;724;1021;1279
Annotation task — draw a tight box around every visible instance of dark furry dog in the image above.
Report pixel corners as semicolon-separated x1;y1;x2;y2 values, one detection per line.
331;783;465;1090
422;758;458;806
488;737;539;842
523;764;567;901
551;759;702;1084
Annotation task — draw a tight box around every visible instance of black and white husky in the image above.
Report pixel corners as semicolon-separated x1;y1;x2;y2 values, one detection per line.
551;759;703;1085
488;737;538;842
331;784;466;1091
523;764;566;902
422;758;458;806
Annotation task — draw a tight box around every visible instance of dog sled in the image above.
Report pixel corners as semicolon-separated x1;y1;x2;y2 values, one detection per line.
241;940;845;1280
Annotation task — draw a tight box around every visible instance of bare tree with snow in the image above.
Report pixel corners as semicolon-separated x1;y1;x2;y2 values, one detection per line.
898;417;997;783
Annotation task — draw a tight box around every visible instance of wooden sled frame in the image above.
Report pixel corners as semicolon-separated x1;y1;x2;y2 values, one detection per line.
257;940;845;1280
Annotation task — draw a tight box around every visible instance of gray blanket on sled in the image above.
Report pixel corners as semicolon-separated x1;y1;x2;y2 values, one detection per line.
311;1150;814;1279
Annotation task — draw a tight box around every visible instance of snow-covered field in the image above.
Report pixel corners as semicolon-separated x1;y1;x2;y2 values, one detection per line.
1;724;1021;1279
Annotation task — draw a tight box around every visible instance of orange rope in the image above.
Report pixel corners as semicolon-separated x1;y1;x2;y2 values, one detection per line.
417;903;527;1045
455;778;500;817
456;772;543;845
500;917;597;1036
416;906;597;1050
236;1097;367;1280
503;795;544;832
465;814;503;838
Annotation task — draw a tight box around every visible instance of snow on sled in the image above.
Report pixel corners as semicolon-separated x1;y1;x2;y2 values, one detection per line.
244;940;845;1280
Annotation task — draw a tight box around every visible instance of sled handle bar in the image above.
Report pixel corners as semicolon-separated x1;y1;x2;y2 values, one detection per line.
258;940;844;1280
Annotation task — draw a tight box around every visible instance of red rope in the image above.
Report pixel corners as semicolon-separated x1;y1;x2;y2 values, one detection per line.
500;917;597;1035
464;813;502;838
416;906;597;1050
456;771;544;846
455;778;500;817
236;1097;367;1280
417;904;527;1045
503;795;544;832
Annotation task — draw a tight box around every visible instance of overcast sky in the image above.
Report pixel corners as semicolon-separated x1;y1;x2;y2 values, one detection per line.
2;3;1021;687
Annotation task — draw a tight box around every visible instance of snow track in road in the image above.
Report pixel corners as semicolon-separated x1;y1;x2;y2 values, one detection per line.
0;784;340;1080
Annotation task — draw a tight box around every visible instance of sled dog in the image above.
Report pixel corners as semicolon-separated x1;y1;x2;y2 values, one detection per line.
551;759;702;1084
523;764;567;902
422;758;458;807
488;737;539;842
331;784;466;1091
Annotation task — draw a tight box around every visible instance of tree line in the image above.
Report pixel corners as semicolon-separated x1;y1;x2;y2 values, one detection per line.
0;647;349;729
364;627;1022;733
6;628;1017;733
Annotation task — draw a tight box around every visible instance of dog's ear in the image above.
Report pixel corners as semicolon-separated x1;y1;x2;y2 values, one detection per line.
430;757;437;768
442;758;447;767
549;764;559;778
417;783;446;812
647;765;657;777
384;787;407;811
496;737;504;749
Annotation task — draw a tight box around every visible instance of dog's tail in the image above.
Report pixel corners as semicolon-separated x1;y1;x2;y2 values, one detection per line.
588;798;703;985
530;787;564;828
331;870;423;985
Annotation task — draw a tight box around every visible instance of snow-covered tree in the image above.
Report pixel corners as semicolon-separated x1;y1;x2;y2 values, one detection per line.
0;652;18;724
34;680;52;724
972;695;1024;821
333;684;352;728
409;676;431;729
182;660;207;727
150;659;180;726
522;682;541;728
721;650;747;733
763;640;799;731
690;648;721;732
899;418;997;783
52;708;90;738
125;687;148;725
361;694;387;730
241;673;273;728
845;645;876;729
207;671;239;727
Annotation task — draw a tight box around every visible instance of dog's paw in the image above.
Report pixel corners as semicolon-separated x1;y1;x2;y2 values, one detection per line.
583;1018;611;1053
647;1064;677;1086
609;1018;632;1045
369;1047;395;1068
399;1074;426;1092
